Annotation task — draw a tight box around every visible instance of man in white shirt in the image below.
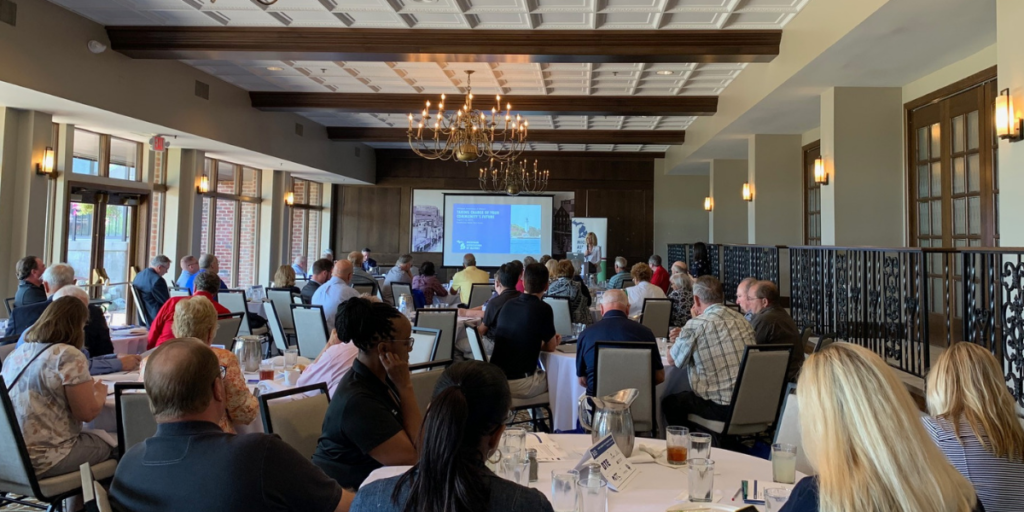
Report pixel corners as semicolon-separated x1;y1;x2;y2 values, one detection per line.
311;260;360;327
382;254;414;304
625;262;667;317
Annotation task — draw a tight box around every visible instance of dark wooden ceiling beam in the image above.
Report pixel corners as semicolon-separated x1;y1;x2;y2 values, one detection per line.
327;127;684;145
250;92;717;116
107;27;781;63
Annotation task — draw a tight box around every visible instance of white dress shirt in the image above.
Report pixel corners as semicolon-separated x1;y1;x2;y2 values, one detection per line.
625;280;667;317
311;276;360;328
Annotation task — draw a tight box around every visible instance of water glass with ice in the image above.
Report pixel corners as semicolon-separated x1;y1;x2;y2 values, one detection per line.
284;348;298;370
550;470;579;512
689;433;712;460
578;476;608;512
687;458;715;502
765;487;792;511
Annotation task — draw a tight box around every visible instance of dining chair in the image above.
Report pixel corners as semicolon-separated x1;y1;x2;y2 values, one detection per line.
773;382;813;476
508;392;553;433
79;463;113;512
465;324;488;362
623;278;636;289
259;383;330;460
291;304;329;359
542;297;573;338
266;288;298;332
640;298;673;338
352;284;375;296
813;333;836;353
414;309;458;361
169;287;191;298
409;326;440;366
263;301;291;356
129;284;151;327
800;327;814;355
213;312;244;349
114;383;158;459
409;360;451;413
3;297;14;316
594;341;659;437
467;283;493;309
0;378;117;512
390;283;413;306
217;289;252;337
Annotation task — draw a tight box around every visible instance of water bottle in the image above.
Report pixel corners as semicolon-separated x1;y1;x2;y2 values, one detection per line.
398;294;407;312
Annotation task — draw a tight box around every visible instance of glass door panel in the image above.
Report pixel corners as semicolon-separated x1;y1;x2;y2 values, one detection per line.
67;202;96;283
102;205;134;325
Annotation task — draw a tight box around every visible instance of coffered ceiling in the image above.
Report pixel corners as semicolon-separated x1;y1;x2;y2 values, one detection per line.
49;0;810;153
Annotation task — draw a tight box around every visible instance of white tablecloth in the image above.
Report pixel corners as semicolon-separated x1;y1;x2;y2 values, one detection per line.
363;434;801;512
247;301;266;319
110;332;148;355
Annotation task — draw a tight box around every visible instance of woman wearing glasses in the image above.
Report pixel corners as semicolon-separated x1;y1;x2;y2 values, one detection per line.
313;297;421;490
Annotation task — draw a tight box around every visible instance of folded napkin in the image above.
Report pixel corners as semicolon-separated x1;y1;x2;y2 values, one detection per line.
262;356;313;367
629;444;685;469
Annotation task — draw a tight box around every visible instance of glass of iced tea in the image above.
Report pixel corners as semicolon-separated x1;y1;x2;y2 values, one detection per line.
666;426;689;466
258;362;275;381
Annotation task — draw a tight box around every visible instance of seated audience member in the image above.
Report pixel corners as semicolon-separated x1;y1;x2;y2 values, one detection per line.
273;264;301;294
746;280;803;382
782;343;983;512
35;287;139;375
412;261;449;304
689;242;712;279
161;297;258;433
291;255;308;279
312;259;361;328
322;249;335;262
361;247;377;272
133;255;172;323
1;297;114;478
184;253;227;292
538;255;551;266
925;342;1024;512
517;257;535;293
13;255;47;307
735;276;757;322
148;270;230;350
313;298;421;489
297;328;359;398
662;276;753;424
382;254;414;305
544;258;560;282
348;250;379;293
671;261;689;275
668;272;694;328
109;338;352;512
607;257;631;289
451;253;490;304
455;263;520;361
523;256;538;266
353;361;554;512
625;262;667;317
489;263;560;399
648;254;670;294
576;290;663;397
547;259;593;326
303;258;334;304
176;255;199;289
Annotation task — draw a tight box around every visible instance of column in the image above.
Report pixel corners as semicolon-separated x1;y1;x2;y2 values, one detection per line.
258;170;288;286
708;159;748;244
819;87;904;246
998;0;1024;245
653;159;710;255
0;108;54;301
747;134;803;246
162;148;205;265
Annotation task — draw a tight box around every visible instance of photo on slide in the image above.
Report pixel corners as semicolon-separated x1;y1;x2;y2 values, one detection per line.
510;205;542;239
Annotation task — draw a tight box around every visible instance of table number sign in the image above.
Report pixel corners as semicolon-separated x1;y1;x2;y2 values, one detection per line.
575;434;639;491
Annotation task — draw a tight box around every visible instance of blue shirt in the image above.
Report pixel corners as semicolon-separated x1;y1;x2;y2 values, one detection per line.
183;269;228;292
354;468;554;512
575;309;661;396
311;277;360;329
780;476;986;512
291;263;307;279
175;270;196;289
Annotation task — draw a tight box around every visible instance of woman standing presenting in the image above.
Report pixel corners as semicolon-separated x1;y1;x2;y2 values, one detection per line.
584;232;602;278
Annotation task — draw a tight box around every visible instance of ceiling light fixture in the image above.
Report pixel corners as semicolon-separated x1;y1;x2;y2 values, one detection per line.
408;70;527;163
479;158;548;196
266;66;283;71
656;70;673;75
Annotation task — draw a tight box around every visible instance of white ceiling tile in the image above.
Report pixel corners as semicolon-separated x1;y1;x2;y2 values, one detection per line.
660;11;722;27
469;12;532;27
597;12;657;28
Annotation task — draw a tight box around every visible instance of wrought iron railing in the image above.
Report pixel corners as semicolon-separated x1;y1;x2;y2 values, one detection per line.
721;244;781;304
666;243;720;280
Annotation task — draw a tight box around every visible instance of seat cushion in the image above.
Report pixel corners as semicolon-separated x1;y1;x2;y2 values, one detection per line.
686;414;770;436
511;392;550;408
687;414;725;434
2;459;117;500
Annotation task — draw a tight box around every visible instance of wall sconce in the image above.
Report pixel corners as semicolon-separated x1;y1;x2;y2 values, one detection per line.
35;146;56;177
704;196;713;211
996;89;1023;142
813;157;829;185
284;192;295;206
742;183;753;202
196;175;210;195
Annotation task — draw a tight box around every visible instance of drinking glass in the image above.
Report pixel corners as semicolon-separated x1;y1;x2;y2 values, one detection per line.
665;426;689;466
284;348;298;370
771;443;798;484
656;337;668;357
550;470;579;512
272;354;285;376
689;433;712;460
764;487;792;512
258;362;274;381
502;428;526;453
501;448;528;484
687;458;715;503
578;476;608;512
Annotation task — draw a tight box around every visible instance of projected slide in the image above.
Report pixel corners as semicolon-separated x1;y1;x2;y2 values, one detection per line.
443;195;553;268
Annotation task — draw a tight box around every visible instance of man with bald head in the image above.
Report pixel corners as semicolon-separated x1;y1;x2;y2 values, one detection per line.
176;256;199;289
312;259;360;327
109;338;352;512
574;289;665;396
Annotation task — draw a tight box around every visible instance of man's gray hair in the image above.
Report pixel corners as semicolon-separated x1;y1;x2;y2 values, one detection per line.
648;254;662;266
600;289;629;310
463;254;476;267
198;254;217;269
397;254;413;265
615;257;627;269
321;249;334;260
692;276;725;305
42;264;76;290
670;272;691;291
738;276;758;291
151;255;171;268
753;281;780;303
53;285;89;305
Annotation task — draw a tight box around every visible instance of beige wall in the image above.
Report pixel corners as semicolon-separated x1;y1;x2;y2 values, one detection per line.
903;44;997;104
653;159;710;256
747;134;803;245
998;0;1024;246
709;159;749;244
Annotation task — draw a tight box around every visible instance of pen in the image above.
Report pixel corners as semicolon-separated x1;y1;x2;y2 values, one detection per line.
731;487;742;501
754;480;758;500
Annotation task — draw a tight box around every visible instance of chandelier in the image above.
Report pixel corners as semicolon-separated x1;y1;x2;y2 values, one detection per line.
408;70;528;163
479;158;549;196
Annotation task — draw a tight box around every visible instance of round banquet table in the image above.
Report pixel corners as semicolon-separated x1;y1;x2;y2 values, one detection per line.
110;330;148;355
362;434;801;512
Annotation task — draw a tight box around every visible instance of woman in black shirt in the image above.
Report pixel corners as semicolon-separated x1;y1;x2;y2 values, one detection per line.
312;298;421;490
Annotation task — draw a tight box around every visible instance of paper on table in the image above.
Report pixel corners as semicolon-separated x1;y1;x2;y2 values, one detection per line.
526;433;568;461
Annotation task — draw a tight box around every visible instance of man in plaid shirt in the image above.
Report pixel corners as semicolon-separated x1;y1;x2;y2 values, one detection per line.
663;276;755;424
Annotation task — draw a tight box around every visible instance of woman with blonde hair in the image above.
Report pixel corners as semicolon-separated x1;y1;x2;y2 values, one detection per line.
925;342;1024;511
782;342;982;512
274;264;301;294
584;232;601;277
544;258;560;282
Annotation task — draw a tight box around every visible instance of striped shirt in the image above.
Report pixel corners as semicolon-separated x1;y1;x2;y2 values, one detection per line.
924;415;1024;512
670;303;755;405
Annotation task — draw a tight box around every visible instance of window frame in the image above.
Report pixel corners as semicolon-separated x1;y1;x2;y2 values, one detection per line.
200;158;262;288
287;178;323;265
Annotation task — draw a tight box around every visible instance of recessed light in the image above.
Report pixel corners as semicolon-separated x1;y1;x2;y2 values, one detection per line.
266;66;283;71
656;70;673;76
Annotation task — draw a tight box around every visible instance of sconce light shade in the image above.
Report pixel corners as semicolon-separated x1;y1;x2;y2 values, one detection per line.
704;196;713;211
742;183;753;202
996;89;1022;141
36;147;56;177
813;157;829;185
196;175;210;195
285;192;295;206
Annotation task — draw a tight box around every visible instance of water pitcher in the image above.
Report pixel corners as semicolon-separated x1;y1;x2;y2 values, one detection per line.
577;388;638;457
233;335;263;373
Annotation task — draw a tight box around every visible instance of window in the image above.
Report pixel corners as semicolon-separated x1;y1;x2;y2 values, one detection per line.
199;158;262;288
71;129;142;181
108;137;140;180
802;141;822;246
288;178;324;266
72;129;101;176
